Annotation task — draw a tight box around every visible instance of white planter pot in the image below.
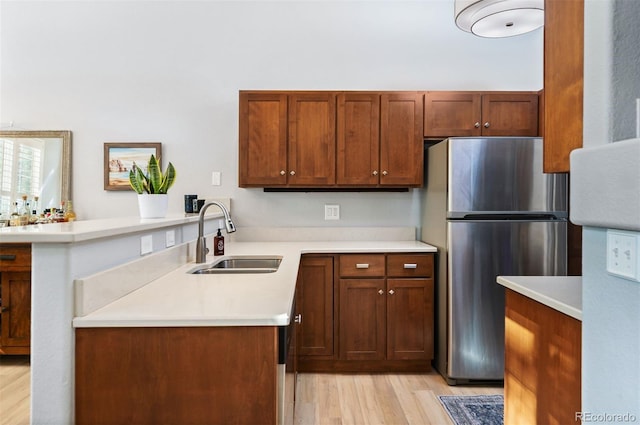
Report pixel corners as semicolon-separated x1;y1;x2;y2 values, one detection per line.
137;194;169;219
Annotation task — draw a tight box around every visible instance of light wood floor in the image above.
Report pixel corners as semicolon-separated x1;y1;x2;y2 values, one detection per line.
0;355;30;425
0;358;501;425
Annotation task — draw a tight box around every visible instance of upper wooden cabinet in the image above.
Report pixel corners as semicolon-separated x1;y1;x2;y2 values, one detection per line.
424;91;539;138
239;90;424;189
238;91;335;187
542;0;584;173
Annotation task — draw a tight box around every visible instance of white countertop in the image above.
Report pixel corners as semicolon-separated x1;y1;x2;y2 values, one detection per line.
497;275;582;321
0;213;221;243
72;240;436;328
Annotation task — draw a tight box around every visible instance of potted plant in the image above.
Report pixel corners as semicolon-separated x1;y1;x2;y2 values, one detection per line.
129;154;176;218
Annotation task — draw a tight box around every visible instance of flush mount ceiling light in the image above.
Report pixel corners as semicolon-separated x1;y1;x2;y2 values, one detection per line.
455;0;544;38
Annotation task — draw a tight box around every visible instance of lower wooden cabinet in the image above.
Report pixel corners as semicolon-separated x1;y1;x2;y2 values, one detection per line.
297;252;434;372
504;289;581;425
0;244;31;355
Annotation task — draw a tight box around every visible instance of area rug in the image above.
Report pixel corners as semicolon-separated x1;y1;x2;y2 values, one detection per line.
437;394;504;425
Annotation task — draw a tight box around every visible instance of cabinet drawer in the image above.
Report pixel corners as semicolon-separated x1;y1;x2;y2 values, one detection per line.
387;254;433;277
339;254;385;277
0;244;31;271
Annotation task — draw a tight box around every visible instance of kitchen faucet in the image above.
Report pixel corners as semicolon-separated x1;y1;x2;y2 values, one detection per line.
195;201;236;263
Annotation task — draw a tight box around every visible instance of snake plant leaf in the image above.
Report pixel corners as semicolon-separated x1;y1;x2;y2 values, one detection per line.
158;162;176;194
147;154;162;194
129;163;145;194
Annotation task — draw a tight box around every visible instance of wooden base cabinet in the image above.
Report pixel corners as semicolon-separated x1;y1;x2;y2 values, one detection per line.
505;289;581;425
0;244;31;355
76;326;279;425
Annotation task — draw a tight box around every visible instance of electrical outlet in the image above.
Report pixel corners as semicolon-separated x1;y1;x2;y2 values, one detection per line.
606;229;640;282
140;235;153;256
165;230;175;247
324;204;340;220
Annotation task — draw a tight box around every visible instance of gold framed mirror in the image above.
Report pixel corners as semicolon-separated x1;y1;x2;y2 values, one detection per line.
0;130;72;216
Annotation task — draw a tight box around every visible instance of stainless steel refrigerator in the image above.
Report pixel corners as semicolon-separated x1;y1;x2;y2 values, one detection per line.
420;137;567;384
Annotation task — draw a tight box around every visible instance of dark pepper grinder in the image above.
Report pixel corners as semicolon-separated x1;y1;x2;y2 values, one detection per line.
214;228;224;256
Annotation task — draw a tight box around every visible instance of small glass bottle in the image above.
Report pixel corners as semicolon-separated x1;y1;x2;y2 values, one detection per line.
9;202;20;226
63;200;77;222
19;195;29;226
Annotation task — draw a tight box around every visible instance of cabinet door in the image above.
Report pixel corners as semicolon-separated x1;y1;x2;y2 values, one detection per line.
386;278;434;361
238;92;288;187
543;0;584;172
297;256;334;357
481;93;539;136
424;92;482;138
336;93;380;185
380;92;424;186
339;279;385;360
288;92;336;186
0;271;31;349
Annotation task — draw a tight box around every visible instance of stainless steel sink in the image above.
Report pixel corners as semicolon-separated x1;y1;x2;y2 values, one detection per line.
188;256;282;274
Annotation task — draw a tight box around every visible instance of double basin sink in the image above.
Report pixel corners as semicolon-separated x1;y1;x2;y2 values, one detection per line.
189;255;282;274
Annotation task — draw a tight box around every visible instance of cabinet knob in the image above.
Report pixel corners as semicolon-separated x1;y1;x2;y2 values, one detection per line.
289;170;296;176
388;289;395;295
294;314;302;324
474;122;480;128
280;170;286;176
0;306;8;313
382;170;388;176
378;289;384;295
484;122;490;128
372;170;378;176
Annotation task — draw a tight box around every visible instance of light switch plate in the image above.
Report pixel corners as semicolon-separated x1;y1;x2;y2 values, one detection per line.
606;229;640;282
141;235;153;255
212;171;221;186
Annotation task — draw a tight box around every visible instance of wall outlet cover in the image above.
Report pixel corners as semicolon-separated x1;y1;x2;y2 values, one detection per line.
606;229;640;282
141;235;153;255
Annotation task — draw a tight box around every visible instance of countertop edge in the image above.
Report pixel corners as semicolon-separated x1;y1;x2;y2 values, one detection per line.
497;276;582;321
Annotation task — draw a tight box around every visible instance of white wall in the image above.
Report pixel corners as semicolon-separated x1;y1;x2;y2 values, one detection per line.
581;0;640;419
0;0;542;228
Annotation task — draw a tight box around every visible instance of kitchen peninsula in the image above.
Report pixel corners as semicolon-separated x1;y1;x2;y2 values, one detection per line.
0;216;435;424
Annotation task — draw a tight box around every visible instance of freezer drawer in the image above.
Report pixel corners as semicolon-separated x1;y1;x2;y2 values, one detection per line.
446;219;567;380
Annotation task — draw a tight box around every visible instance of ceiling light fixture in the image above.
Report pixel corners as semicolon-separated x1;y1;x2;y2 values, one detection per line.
454;0;544;38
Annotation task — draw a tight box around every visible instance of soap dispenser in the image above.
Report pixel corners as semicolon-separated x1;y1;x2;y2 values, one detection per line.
214;225;225;256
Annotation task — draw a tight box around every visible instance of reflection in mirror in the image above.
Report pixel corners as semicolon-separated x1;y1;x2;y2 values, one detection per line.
0;130;71;218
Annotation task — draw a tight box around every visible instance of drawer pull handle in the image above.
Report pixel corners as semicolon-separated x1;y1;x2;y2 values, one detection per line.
355;263;370;269
403;263;417;269
0;254;16;261
294;314;302;324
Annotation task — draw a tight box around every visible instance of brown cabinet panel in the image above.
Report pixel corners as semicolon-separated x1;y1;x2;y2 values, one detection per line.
76;326;278;425
338;254;385;277
543;0;584;172
0;271;31;350
481;94;539;136
288;92;337;186
386;278;434;360
505;289;581;425
238;92;288;187
0;243;31;355
380;92;424;186
339;278;386;360
336;93;380;185
424;92;482;137
297;256;334;357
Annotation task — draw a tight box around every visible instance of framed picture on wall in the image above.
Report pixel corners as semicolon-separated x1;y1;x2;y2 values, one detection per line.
103;142;162;191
